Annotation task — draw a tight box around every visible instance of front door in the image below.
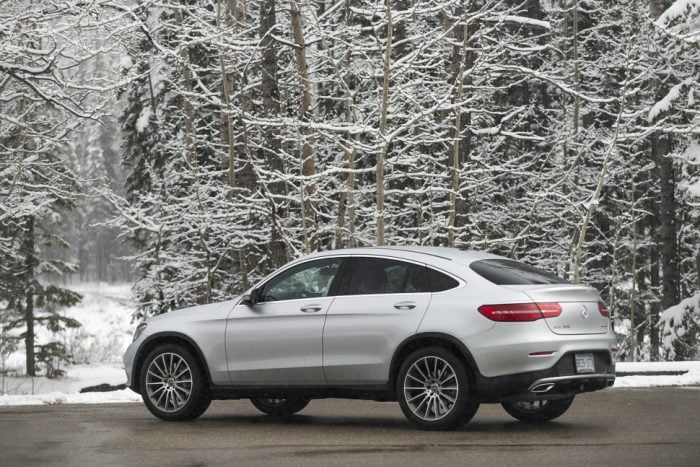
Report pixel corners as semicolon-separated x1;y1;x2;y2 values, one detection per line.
225;257;343;385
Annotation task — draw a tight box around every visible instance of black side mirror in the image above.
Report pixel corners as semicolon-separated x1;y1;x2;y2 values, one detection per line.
241;288;260;306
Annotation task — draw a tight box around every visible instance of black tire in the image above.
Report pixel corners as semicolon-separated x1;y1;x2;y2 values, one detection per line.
396;346;479;431
501;396;574;423
250;398;310;416
140;343;211;421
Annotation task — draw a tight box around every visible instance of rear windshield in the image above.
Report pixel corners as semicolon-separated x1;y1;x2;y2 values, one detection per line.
469;259;569;285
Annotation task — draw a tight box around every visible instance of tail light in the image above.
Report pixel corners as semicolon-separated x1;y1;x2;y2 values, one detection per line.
598;301;610;317
477;303;562;322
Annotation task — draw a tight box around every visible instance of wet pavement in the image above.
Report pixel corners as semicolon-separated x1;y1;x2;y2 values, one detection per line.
0;387;698;466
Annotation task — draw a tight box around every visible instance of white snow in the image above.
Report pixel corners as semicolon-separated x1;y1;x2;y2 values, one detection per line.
655;0;700;26
0;389;140;406
486;15;551;30
648;78;693;122
658;293;700;357
614;361;700;388
616;361;699;372
136;107;152;133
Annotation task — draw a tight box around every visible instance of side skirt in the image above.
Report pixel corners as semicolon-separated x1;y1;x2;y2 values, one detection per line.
209;384;396;402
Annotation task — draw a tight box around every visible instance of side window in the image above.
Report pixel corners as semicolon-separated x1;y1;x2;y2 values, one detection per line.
342;258;432;295
260;258;342;302
425;267;459;292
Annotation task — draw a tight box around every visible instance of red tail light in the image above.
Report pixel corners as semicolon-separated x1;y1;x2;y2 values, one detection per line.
598;301;610;317
477;303;562;322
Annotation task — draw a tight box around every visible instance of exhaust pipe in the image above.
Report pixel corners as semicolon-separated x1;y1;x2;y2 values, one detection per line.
530;383;555;393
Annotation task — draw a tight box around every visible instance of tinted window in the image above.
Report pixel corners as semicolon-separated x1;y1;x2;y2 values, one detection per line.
260;258;342;302
426;268;459;291
470;259;568;285
339;258;458;295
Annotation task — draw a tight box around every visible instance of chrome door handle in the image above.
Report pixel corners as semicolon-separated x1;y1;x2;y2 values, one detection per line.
394;301;416;310
300;304;322;313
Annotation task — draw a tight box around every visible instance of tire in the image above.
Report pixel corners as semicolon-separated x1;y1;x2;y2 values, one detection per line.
250;398;310;416
396;346;479;431
140;343;211;421
501;396;574;423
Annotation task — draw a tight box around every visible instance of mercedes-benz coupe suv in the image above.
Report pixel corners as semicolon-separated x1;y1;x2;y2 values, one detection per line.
123;246;616;430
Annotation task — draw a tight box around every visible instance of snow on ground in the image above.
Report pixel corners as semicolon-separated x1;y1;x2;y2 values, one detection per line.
0;389;140;406
613;361;700;388
1;282;142;406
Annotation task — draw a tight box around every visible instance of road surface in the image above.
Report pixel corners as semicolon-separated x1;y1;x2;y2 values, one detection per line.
1;387;698;466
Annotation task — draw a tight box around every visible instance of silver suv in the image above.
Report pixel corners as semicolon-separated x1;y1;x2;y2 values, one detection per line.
123;246;616;430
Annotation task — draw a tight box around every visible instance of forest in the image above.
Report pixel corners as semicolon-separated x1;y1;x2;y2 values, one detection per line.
0;0;698;377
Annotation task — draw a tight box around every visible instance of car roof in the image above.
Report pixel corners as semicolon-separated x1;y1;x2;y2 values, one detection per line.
306;246;503;266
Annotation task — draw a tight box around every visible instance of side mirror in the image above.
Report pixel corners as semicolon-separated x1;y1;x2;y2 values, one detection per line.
241;288;260;306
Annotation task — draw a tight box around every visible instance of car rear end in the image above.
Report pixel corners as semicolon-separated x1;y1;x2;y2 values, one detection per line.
459;258;616;403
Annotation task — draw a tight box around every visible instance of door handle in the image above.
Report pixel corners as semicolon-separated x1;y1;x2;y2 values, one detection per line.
300;304;323;313
394;301;416;310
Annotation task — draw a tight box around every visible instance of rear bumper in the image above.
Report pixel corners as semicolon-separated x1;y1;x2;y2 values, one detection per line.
475;350;615;403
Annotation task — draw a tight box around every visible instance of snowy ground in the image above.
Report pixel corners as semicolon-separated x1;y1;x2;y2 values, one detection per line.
1;283;699;406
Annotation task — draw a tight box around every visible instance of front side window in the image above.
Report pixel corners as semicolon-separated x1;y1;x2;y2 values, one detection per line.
260;258;343;302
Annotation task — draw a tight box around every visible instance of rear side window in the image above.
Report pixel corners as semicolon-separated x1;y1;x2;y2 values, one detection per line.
426;268;459;291
338;258;459;295
469;259;568;285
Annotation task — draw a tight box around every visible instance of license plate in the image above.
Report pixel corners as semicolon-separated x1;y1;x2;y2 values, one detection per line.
575;353;595;374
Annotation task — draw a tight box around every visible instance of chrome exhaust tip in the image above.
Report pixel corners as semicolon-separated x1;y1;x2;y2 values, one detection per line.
530;383;555;393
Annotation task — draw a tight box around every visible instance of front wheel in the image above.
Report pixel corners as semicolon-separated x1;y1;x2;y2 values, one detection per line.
250;398;310;416
501;396;574;423
397;346;479;431
140;343;211;421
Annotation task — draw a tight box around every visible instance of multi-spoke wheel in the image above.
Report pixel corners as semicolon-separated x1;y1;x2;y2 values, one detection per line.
397;346;479;431
140;344;211;421
250;398;310;416
502;396;574;423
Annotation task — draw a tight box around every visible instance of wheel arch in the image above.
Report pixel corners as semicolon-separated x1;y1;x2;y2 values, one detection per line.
389;333;482;391
132;332;212;394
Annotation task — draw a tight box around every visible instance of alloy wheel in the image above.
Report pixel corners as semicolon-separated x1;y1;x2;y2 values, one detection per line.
403;356;459;421
145;352;193;413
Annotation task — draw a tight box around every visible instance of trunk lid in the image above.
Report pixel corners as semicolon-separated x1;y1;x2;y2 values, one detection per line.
505;284;609;335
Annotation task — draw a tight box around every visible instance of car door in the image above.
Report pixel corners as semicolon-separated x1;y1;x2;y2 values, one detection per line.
323;256;432;384
226;257;344;385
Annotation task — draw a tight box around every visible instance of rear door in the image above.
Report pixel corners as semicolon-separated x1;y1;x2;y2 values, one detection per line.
323;257;431;384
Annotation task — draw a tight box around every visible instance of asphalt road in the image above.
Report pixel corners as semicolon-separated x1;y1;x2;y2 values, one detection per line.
1;387;698;466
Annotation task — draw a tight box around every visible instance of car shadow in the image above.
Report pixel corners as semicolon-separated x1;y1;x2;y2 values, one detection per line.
191;412;599;435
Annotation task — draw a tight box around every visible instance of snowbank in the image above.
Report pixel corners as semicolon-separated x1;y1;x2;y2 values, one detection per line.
0;389;140;406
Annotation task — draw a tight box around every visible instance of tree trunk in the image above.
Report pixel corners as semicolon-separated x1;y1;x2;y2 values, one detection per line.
218;0;237;191
260;0;288;266
24;216;36;377
175;5;196;164
377;0;393;246
649;216;661;361
696;249;700;291
290;0;318;252
448;7;471;247
652;131;680;311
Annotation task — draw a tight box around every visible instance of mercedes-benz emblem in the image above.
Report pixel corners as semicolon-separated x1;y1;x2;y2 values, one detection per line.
580;306;589;319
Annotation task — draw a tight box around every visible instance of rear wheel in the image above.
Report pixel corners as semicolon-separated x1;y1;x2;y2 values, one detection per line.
501;397;574;423
250;398;310;416
397;346;479;431
140;343;211;421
